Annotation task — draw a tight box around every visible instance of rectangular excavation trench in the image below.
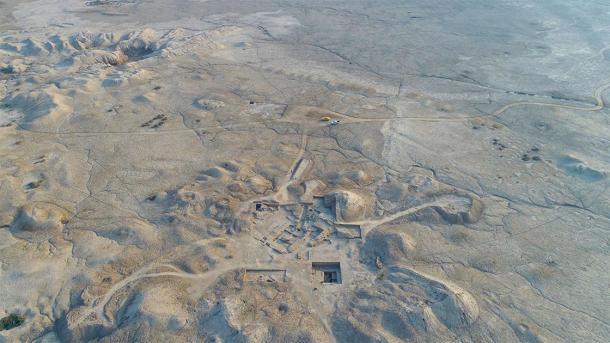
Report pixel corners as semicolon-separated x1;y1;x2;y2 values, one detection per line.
312;262;342;284
244;269;287;282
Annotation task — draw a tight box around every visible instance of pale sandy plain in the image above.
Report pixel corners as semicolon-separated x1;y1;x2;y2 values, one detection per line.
0;0;609;342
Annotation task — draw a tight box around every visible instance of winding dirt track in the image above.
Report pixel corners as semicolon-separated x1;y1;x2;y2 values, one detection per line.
72;263;237;327
491;82;610;117
342;199;447;234
274;130;309;202
12;80;610;140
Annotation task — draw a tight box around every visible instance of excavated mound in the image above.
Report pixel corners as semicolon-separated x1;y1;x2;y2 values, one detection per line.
203;196;249;234
199;271;331;342
4;86;72;130
245;175;273;194
117;29;160;59
65;269;331;342
348;226;479;341
9;203;68;242
323;190;373;222
92;218;160;249
327;170;373;187
1;29;162;68
362;227;417;267
431;193;483;225
81;50;128;66
332;266;479;342
300;179;327;203
70;31;120;50
399;192;483;226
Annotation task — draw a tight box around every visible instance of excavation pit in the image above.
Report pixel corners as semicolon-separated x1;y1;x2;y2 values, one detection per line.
253;201;279;213
312;262;342;284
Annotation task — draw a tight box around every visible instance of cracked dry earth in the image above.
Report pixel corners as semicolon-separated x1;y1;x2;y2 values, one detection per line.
1;0;609;342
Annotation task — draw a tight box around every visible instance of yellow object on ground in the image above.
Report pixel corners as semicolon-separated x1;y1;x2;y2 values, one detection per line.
320;116;331;121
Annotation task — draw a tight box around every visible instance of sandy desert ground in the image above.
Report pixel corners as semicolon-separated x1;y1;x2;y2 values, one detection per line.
0;0;609;342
